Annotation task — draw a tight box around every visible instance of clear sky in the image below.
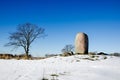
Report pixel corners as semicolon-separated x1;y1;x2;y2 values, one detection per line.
0;0;120;56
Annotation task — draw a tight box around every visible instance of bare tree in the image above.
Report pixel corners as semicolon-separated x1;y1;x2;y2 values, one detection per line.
61;44;74;54
5;23;46;58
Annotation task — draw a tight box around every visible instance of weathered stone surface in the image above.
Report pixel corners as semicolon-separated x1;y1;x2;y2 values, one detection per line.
75;32;88;54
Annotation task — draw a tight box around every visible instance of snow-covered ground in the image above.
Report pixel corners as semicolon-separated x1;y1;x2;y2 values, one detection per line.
0;55;120;80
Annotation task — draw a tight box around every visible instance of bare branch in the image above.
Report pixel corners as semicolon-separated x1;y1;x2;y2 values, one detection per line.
61;44;74;53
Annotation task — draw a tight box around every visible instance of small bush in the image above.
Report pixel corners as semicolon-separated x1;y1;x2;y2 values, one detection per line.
51;74;59;77
50;74;59;80
104;56;107;59
90;55;95;58
61;52;73;57
89;52;96;55
41;78;48;80
76;60;80;62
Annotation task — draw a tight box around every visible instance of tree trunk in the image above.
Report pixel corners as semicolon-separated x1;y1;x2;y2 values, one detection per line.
26;39;30;59
26;46;29;59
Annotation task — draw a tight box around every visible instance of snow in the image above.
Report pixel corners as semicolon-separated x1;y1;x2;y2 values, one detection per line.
0;55;120;80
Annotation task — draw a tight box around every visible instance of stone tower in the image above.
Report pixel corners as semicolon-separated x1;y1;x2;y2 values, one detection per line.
75;32;89;54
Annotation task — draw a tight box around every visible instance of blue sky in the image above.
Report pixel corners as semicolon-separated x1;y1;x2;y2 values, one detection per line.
0;0;120;56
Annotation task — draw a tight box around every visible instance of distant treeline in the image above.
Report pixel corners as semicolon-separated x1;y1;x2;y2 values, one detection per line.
0;52;120;60
0;53;46;60
110;53;120;57
0;54;32;60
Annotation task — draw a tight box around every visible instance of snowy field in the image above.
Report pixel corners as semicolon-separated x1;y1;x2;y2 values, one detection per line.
0;55;120;80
